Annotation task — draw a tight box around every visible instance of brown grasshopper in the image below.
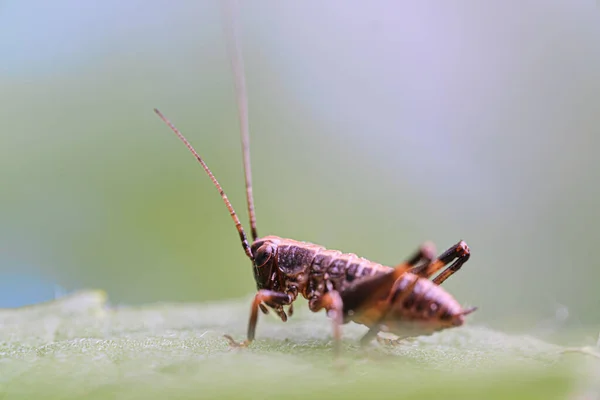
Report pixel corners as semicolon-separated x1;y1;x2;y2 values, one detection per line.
153;1;476;355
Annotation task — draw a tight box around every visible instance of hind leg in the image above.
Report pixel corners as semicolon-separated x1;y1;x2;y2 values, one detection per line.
358;242;470;347
393;240;470;282
344;241;471;348
432;246;470;285
375;334;416;346
393;242;437;271
357;274;420;347
413;240;470;281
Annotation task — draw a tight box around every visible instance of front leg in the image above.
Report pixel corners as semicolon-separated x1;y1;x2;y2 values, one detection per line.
224;289;291;348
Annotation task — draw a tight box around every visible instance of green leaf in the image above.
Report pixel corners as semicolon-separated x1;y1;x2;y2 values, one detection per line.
0;291;597;400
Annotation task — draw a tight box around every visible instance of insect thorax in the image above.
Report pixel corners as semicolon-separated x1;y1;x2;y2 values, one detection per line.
259;236;391;300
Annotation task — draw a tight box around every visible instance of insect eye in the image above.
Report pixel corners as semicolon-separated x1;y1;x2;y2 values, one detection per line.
255;245;273;268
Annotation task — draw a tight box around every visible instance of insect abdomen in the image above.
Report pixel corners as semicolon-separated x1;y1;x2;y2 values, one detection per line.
380;273;466;336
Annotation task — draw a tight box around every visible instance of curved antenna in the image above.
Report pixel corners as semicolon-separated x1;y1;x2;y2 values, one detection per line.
221;0;258;241
154;108;253;261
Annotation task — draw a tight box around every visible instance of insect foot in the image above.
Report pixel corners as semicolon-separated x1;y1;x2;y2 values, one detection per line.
223;335;250;348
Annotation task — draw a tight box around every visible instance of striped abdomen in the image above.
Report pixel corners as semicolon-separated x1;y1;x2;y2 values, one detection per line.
348;272;466;337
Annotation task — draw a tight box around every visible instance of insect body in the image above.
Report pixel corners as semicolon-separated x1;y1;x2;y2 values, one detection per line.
233;235;473;353
153;1;476;354
154;106;475;354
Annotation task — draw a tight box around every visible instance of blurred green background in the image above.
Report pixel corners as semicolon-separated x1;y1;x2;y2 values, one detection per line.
1;1;599;340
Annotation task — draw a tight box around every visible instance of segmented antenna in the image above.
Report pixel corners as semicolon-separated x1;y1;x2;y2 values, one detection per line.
221;0;258;241
153;108;253;261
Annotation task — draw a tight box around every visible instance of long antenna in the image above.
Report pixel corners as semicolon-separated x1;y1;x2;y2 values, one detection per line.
153;108;253;261
221;0;258;241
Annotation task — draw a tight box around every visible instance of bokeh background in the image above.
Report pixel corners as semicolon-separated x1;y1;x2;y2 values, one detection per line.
1;1;599;339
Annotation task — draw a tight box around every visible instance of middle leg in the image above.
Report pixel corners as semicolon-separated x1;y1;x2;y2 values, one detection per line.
309;291;344;356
